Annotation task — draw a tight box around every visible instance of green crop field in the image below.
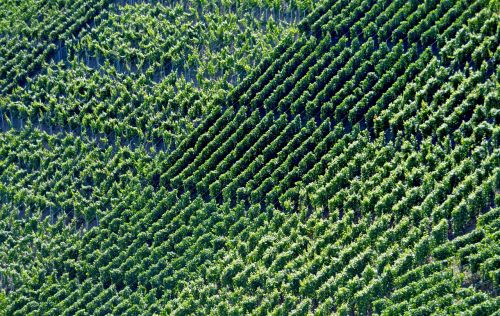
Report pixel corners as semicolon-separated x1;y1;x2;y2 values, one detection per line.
0;0;498;314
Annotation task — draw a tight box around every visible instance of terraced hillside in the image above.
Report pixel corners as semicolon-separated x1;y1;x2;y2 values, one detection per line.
1;0;499;315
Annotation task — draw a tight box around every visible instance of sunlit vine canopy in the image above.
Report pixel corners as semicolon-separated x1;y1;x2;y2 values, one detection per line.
0;0;498;314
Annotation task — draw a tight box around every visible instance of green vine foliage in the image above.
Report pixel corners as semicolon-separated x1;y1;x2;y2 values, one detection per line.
1;0;499;314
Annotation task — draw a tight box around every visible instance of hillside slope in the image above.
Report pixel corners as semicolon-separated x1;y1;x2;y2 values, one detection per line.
1;0;499;314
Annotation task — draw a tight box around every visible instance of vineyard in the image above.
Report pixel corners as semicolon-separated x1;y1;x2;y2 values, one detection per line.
0;0;499;314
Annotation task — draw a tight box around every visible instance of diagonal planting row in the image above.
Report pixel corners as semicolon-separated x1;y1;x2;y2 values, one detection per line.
1;1;314;149
0;0;112;94
3;0;499;314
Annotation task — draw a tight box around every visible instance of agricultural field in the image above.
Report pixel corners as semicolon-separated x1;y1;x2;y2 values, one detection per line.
0;0;499;315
